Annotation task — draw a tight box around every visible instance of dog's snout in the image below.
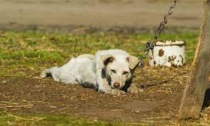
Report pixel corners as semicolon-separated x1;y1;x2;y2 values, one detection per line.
113;82;120;88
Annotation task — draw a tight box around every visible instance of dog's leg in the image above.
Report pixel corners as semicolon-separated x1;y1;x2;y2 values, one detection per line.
127;83;143;94
98;81;125;95
96;70;111;92
109;89;126;96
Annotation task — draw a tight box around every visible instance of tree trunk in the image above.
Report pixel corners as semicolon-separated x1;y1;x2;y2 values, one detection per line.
179;0;210;119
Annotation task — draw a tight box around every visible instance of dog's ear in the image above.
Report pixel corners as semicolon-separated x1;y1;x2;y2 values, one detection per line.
97;54;113;70
101;54;115;66
127;55;139;70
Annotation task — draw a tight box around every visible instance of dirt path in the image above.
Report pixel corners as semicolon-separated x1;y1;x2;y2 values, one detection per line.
0;0;203;31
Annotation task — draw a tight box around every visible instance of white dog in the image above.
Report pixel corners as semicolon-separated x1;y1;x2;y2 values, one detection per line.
41;49;140;95
40;54;96;88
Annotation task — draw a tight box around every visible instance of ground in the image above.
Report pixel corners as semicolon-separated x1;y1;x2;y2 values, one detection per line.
0;0;209;125
0;0;203;32
0;65;189;125
0;31;200;125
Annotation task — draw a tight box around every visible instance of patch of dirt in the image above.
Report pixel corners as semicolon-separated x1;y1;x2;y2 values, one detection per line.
0;65;191;124
0;0;202;32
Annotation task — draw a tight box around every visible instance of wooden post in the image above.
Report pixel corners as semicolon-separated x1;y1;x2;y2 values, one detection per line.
179;0;210;119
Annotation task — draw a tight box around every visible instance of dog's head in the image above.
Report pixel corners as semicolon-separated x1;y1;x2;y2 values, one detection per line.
101;54;139;89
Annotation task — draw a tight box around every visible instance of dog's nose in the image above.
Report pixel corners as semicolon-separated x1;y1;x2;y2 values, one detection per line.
113;82;120;88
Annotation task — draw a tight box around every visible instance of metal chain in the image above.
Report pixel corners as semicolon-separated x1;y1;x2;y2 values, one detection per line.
154;0;177;41
138;0;177;67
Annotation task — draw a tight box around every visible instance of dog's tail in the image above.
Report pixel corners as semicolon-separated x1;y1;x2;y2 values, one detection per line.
40;67;58;78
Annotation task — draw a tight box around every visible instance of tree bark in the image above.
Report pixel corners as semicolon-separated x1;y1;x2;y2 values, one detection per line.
179;0;210;119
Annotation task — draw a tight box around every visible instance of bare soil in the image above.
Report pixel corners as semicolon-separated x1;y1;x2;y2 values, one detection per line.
0;0;203;32
0;65;190;124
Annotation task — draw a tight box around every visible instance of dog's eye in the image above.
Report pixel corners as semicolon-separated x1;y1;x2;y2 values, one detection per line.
111;69;116;74
122;71;129;75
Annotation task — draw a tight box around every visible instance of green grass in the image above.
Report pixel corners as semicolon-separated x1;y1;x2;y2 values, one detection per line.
0;31;199;77
0;112;155;126
0;112;117;126
0;111;205;126
0;31;199;125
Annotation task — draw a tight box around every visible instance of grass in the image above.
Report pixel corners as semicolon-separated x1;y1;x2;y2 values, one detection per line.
0;112;156;126
0;31;199;77
0;112;116;126
0;31;199;125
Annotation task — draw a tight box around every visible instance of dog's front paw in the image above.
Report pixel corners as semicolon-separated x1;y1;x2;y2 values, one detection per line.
108;89;125;96
127;84;142;94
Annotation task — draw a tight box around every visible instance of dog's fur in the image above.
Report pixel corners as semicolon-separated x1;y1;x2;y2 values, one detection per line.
41;49;140;95
40;54;96;88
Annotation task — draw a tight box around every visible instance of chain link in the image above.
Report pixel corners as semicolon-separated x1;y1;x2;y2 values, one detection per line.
138;0;177;68
154;0;177;42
